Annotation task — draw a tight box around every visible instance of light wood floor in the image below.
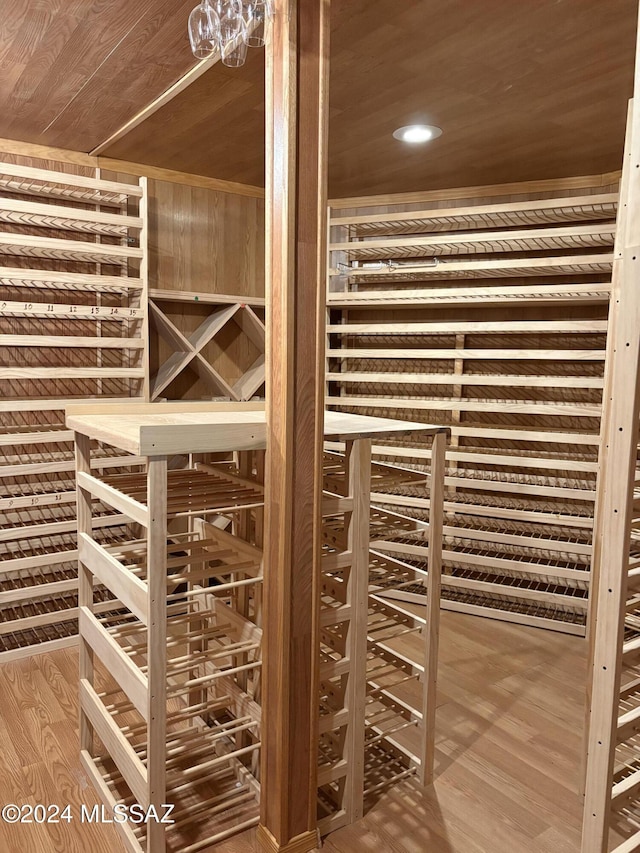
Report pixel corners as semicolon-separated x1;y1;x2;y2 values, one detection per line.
0;611;587;853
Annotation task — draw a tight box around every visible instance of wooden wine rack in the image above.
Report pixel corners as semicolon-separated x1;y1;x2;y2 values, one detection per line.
67;403;448;850
317;433;446;835
327;187;618;634
74;446;264;853
0;159;149;660
149;290;265;402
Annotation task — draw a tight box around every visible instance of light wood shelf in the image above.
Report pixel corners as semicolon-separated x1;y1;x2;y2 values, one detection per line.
327;281;612;308
0;156;149;660
328;183;617;634
330;221;616;260
317;435;446;832
0;161;142;204
0;197;143;235
73;425;265;853
329;253;613;282
332;192;619;236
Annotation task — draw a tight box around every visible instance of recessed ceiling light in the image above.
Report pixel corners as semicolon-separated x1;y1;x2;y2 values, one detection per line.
393;124;443;144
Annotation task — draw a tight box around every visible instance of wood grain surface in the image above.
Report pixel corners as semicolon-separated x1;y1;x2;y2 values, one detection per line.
101;0;635;197
260;0;330;848
0;610;587;853
0;0;198;152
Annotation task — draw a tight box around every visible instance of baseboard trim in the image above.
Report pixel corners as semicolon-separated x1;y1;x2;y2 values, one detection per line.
255;825;320;853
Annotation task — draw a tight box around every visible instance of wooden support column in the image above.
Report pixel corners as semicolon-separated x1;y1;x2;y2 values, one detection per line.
344;438;372;822
420;430;446;785
579;101;634;800
146;457;168;853
258;1;330;852
76;432;94;755
581;103;640;850
138;176;151;403
581;9;640;851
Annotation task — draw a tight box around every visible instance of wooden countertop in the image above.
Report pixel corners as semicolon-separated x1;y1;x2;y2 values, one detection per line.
66;402;447;456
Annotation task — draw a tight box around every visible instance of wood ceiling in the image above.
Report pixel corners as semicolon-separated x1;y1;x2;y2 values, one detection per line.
0;0;636;197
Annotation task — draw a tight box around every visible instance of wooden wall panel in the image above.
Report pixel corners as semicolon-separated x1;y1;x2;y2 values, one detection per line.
102;173;265;299
147;179;265;299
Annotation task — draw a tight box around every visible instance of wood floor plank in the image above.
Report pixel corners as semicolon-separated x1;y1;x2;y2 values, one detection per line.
0;653;123;853
0;610;585;852
20;762;83;853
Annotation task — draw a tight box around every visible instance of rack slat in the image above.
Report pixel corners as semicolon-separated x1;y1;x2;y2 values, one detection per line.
326;395;602;417
0;231;142;264
0;267;143;292
0;367;145;380
332;193;618;233
0;299;143;320
330;253;613;281
0;158;148;660
0;161;142;199
0;335;144;349
331;222;616;259
328;320;607;334
328;371;604;389
327;281;611;307
0;197;143;234
78;534;147;624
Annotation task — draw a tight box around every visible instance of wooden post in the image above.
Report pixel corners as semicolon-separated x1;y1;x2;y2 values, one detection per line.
139;176;150;404
146;457;168;853
344;438;372;822
76;432;94;754
581;102;640;851
258;1;330;851
420;430;446;785
579;101;633;800
581;7;640;850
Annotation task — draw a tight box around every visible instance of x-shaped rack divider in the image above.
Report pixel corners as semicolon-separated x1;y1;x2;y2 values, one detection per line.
150;296;266;402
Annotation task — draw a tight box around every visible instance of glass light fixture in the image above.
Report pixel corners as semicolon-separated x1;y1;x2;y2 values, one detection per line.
392;125;443;144
243;0;269;48
188;0;221;59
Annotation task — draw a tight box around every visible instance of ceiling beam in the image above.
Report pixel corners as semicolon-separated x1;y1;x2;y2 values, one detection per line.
0;135;264;197
97;157;265;198
0;138;97;168
89;52;226;157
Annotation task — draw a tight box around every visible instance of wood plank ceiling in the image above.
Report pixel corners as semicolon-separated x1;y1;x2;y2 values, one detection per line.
0;0;635;197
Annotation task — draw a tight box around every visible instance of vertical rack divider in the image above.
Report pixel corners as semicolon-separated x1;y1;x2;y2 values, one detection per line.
76;430;95;754
581;65;640;851
343;437;372;822
420;430;446;784
139;177;151;403
146;456;168;853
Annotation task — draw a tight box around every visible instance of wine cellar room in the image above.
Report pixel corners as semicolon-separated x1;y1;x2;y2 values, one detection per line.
0;1;638;852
